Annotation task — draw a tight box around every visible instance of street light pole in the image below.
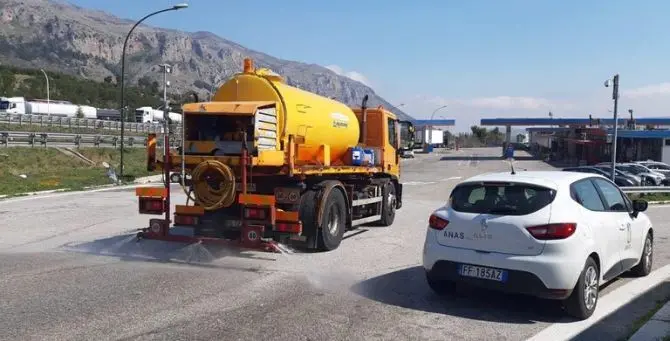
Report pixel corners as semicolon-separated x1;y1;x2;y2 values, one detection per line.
427;105;447;146
159;63;172;223
39;69;49;116
118;3;188;182
604;74;620;182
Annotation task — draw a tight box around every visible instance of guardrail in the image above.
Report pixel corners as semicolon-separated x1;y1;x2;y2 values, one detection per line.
0;131;182;148
621;186;670;194
0;113;181;134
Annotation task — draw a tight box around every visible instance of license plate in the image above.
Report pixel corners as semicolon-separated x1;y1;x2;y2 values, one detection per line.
458;264;508;282
235;183;256;192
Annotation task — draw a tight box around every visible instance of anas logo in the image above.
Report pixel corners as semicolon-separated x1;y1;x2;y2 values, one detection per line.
444;231;465;239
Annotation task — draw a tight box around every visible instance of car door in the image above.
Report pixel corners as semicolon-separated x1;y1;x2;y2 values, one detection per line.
591;178;631;279
620;192;648;270
570;178;622;280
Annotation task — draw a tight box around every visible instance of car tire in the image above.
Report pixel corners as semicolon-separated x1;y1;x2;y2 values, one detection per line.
425;272;457;296
564;257;599;320
630;232;653;277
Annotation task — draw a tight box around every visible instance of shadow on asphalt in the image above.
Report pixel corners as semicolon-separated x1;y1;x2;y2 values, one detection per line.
569;280;670;341
58;233;281;267
350;265;573;324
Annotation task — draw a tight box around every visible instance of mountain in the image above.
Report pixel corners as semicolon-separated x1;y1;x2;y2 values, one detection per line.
0;0;413;121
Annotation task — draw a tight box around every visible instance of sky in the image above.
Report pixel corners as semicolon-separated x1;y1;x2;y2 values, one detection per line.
67;0;670;132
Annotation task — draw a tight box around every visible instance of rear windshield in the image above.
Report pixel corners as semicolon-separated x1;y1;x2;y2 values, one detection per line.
449;182;556;215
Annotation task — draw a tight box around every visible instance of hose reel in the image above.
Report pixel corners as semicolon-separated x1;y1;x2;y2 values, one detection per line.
190;160;237;210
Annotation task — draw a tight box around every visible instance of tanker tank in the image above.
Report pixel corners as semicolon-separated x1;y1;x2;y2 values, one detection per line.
213;60;360;165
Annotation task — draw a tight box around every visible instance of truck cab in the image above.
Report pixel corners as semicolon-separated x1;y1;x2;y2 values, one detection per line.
0;97;26;114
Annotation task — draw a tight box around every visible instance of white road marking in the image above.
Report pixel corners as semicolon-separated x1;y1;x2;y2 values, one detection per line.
440;176;462;181
0;183;174;204
525;263;670;341
403;181;437;186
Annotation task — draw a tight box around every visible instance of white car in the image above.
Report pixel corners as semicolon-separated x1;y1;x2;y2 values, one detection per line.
422;171;653;320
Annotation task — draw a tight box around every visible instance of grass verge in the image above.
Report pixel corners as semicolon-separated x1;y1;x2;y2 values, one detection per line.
627;193;670;202
619;299;668;341
0;146;158;196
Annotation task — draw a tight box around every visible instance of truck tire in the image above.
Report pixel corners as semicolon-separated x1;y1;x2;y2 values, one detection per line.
317;189;347;251
379;181;396;226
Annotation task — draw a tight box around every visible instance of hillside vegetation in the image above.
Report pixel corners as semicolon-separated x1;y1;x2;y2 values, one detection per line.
0;63;185;110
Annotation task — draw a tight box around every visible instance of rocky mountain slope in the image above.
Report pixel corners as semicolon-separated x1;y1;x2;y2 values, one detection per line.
0;0;413;120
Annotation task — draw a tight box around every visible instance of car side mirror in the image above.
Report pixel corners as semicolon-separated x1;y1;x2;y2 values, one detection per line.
631;199;648;218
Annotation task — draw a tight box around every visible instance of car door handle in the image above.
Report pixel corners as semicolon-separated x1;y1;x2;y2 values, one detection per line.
619;223;627;231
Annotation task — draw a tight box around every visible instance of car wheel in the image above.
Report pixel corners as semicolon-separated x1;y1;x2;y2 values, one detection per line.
630;232;653;277
425;271;457;296
564;257;599;320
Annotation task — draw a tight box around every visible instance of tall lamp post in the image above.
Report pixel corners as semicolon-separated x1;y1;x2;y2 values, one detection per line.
119;3;188;181
39;69;50;115
427;105;447;147
604;74;620;182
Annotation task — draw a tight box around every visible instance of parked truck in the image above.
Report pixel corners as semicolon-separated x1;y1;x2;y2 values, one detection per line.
135;58;416;253
0;97;97;119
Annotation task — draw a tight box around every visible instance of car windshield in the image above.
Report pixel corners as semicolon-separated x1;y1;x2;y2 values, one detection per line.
618;165;643;174
450;182;556;215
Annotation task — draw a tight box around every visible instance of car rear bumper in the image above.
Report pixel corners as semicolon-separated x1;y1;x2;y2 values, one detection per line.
422;230;583;300
425;260;573;299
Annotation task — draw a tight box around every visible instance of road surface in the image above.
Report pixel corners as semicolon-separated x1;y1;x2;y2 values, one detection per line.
1;147;669;341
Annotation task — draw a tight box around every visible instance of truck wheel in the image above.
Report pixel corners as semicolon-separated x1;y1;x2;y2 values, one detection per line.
317;189;347;251
379;181;396;226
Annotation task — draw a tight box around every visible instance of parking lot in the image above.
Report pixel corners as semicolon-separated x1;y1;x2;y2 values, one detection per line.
1;147;669;341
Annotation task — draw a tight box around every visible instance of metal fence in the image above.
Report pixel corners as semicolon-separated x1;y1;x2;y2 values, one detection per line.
0;131;182;148
621;186;670;194
0;113;181;134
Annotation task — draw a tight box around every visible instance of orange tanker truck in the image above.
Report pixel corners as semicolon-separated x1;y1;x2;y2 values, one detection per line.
135;58;416;252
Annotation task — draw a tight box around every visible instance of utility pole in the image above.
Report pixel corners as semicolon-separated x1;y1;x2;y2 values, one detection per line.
604;74;619;182
159;63;172;224
39;69;50;115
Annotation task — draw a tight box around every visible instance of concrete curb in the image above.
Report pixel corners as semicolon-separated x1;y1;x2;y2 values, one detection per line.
629;300;670;341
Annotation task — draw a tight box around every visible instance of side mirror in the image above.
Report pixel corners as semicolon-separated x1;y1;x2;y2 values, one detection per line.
632;199;648;212
631;199;648;218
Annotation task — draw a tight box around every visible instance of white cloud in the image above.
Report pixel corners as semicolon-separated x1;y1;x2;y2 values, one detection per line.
622;82;670;99
325;65;372;87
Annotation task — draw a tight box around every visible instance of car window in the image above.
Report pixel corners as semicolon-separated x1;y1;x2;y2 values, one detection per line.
450;182;556;215
592;178;628;212
571;179;605;211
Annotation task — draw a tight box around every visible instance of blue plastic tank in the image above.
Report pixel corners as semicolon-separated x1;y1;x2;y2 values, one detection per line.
363;149;375;165
350;146;364;166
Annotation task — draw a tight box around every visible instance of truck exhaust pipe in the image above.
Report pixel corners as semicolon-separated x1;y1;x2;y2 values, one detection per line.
360;95;369;144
